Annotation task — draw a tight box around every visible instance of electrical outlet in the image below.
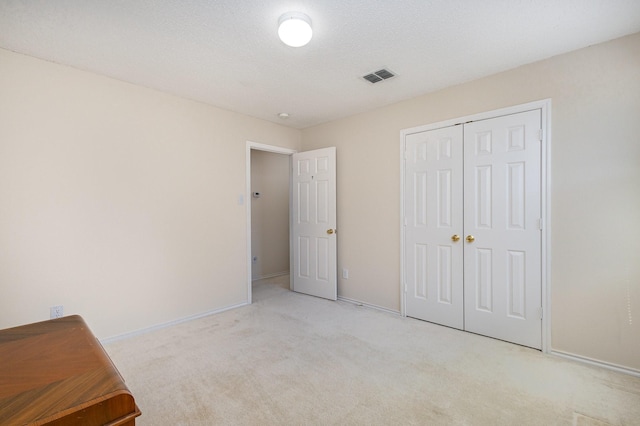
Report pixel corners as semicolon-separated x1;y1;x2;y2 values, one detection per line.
50;305;64;319
342;268;349;279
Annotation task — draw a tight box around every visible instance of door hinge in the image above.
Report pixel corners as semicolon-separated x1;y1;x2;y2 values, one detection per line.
538;307;544;320
537;218;543;230
537;129;543;141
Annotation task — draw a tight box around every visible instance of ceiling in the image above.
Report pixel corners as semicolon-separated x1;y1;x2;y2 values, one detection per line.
1;1;640;129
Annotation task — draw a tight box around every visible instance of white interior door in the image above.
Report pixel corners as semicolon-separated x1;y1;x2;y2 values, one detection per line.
404;126;464;329
292;147;337;300
463;110;542;349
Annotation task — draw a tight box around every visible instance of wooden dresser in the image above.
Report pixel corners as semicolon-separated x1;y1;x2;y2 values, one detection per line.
0;315;141;425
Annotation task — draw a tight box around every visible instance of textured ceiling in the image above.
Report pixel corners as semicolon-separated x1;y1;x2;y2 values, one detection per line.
1;1;640;129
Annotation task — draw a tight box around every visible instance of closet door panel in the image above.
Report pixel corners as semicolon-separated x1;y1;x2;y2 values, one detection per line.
463;110;542;349
404;126;464;329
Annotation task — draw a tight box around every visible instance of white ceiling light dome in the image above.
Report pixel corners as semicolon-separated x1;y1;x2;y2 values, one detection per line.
278;12;312;47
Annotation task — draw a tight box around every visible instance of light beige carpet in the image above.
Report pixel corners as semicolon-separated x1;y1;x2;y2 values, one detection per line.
105;275;640;425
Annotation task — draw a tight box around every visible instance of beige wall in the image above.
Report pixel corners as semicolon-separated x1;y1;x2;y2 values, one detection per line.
0;48;301;339
250;150;290;279
1;31;639;372
301;33;640;371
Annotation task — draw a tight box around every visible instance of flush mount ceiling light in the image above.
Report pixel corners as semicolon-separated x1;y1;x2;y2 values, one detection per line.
278;12;312;47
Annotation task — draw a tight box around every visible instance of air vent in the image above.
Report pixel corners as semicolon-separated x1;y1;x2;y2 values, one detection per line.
362;68;396;84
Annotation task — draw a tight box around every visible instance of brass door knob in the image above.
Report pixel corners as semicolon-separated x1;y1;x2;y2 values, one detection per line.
466;235;475;243
451;234;460;242
327;229;335;235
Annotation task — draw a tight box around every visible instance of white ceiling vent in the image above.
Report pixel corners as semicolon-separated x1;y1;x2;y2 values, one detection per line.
362;68;396;84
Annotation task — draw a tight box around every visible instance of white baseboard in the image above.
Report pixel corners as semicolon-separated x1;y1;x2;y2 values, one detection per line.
252;271;289;281
338;296;400;316
100;302;248;345
550;349;640;378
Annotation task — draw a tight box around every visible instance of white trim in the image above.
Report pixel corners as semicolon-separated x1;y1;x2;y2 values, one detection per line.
400;99;551;136
100;302;248;344
540;100;552;354
245;141;297;305
399;99;552;352
338;296;401;316
399;136;407;318
550;350;640;378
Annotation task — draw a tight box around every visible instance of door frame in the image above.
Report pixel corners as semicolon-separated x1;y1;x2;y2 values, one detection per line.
245;141;297;304
399;99;552;352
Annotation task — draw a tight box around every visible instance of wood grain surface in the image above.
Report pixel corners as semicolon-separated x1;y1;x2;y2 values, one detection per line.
0;315;140;425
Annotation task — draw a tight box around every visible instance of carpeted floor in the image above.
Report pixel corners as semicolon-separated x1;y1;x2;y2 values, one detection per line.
104;275;640;425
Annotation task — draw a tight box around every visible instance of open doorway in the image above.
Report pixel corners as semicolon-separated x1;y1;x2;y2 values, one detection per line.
246;142;296;303
250;150;290;279
246;142;338;304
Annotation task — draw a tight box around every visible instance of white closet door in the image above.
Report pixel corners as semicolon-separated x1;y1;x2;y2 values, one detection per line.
463;110;542;349
404;126;464;329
